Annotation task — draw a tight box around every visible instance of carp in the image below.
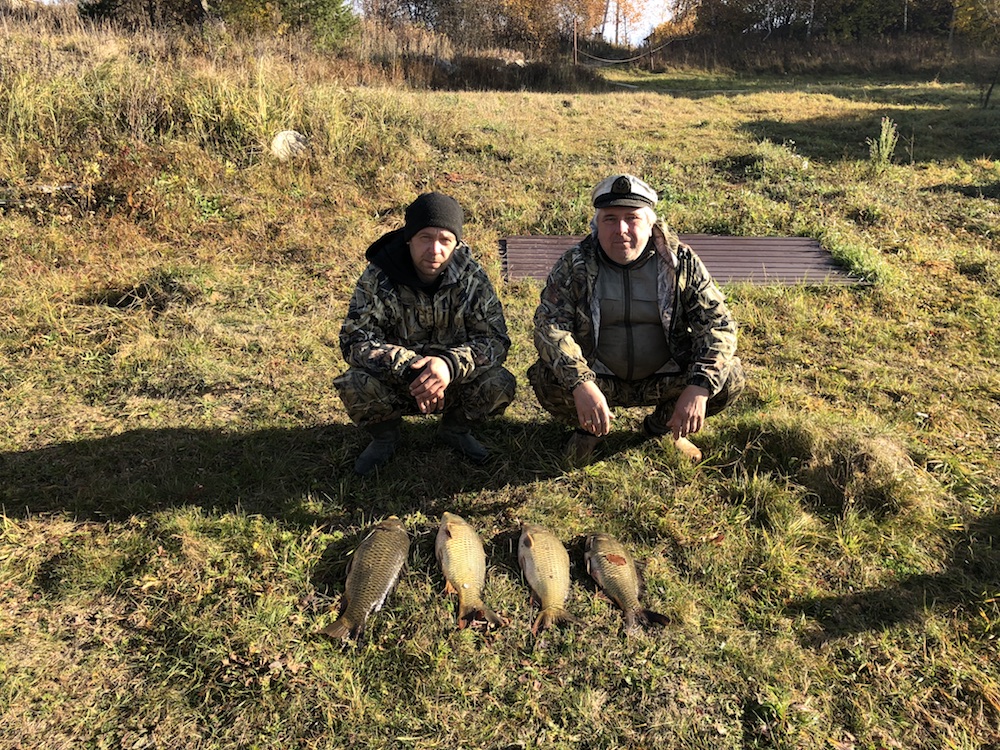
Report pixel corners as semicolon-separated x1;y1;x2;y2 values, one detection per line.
435;512;504;629
320;516;410;640
517;523;580;634
584;532;670;631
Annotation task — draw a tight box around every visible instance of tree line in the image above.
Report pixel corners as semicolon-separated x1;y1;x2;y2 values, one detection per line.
74;0;652;49
655;0;1000;44
75;0;1000;53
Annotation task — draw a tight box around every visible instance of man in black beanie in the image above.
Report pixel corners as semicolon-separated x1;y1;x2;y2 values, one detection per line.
334;192;516;475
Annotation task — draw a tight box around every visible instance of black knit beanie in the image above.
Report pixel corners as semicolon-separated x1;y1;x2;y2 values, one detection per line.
403;192;464;242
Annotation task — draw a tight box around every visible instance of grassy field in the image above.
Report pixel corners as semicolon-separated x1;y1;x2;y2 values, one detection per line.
1;12;999;750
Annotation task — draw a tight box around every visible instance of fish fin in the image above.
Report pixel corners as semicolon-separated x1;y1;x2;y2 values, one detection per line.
637;609;671;627
443;579;458;595
606;553;628;566
459;602;505;630
318;616;354;640
624;610;639;631
530;611;547;635
532;607;579;635
634;562;648;597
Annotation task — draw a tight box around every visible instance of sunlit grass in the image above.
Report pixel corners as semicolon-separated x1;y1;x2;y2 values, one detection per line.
1;11;998;750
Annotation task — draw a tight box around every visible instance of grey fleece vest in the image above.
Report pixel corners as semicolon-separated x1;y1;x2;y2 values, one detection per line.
593;247;672;381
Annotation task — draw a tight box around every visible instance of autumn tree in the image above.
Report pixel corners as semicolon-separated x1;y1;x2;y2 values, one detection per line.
955;0;1000;105
660;0;952;39
215;0;356;38
78;0;206;27
354;0;647;49
597;0;648;44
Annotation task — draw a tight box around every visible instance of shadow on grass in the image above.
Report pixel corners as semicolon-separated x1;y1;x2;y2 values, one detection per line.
924;181;1000;200
786;512;1000;643
741;107;999;163
0;416;568;527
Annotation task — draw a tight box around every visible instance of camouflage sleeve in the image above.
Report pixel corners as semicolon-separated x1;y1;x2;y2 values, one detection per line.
532;250;596;393
428;266;511;383
339;266;420;378
680;249;739;396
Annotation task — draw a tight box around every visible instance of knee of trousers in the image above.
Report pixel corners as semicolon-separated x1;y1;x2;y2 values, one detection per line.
449;366;517;421
705;357;746;417
527;360;578;423
333;368;407;426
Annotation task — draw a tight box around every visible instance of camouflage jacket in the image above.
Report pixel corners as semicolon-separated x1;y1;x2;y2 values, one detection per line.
533;219;738;397
340;230;511;383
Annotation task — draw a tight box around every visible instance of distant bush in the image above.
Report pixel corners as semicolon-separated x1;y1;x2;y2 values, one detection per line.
78;0;205;28
217;0;357;46
647;34;980;77
77;0;357;46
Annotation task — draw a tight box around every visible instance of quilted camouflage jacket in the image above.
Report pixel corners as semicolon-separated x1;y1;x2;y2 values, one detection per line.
533;218;738;397
340;229;511;383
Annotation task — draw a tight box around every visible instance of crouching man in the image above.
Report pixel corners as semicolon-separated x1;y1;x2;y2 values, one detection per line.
529;174;745;465
335;192;516;475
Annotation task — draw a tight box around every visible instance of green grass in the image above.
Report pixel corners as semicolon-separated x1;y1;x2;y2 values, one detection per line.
1;14;999;750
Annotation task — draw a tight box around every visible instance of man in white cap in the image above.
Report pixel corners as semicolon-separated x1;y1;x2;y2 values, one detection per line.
529;174;745;465
335;192;516;475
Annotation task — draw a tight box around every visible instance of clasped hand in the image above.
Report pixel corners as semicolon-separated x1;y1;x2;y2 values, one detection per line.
408;355;451;414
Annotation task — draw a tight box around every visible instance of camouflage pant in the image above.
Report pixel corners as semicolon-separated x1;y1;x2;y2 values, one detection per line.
527;357;745;427
334;365;517;428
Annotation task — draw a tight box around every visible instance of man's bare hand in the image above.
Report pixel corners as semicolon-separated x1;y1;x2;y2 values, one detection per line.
573;380;612;436
408;356;452;413
666;385;709;439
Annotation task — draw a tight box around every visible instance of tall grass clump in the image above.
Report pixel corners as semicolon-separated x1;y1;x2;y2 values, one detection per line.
866;116;899;175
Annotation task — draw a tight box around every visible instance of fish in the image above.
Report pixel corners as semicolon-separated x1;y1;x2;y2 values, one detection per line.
319;516;410;640
517;522;580;634
584;532;670;631
435;512;504;629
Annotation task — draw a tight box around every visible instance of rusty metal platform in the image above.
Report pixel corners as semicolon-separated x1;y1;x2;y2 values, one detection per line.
500;234;868;286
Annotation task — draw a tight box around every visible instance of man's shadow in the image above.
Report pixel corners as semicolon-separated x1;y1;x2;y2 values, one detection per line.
786;512;1000;643
0;417;569;527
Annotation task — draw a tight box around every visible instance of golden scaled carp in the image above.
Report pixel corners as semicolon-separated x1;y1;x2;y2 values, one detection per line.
319;516;410;640
517;522;580;635
584;532;670;631
435;512;504;629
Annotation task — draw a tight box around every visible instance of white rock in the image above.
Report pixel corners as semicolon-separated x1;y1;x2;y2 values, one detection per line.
270;130;309;162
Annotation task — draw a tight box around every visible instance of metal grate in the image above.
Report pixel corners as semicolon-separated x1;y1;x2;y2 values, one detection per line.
500;234;868;286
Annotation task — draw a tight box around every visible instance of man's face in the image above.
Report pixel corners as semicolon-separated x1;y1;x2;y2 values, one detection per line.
409;227;458;283
596;206;653;264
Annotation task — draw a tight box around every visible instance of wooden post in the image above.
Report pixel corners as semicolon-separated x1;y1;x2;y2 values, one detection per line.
573;17;578;66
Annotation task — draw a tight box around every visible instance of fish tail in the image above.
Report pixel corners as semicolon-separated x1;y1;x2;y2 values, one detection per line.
532;606;580;635
634;608;671;628
318;616;357;640
458;600;505;630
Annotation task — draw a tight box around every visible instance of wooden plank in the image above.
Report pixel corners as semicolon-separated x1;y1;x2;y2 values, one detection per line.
500;235;868;286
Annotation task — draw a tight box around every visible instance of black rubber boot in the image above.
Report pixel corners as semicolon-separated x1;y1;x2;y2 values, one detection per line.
354;420;401;476
439;412;489;464
642;405;672;438
565;428;603;466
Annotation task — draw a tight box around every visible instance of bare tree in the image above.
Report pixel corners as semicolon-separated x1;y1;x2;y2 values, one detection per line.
955;0;1000;106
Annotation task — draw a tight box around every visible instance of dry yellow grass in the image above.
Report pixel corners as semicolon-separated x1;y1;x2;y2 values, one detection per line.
1;10;998;750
